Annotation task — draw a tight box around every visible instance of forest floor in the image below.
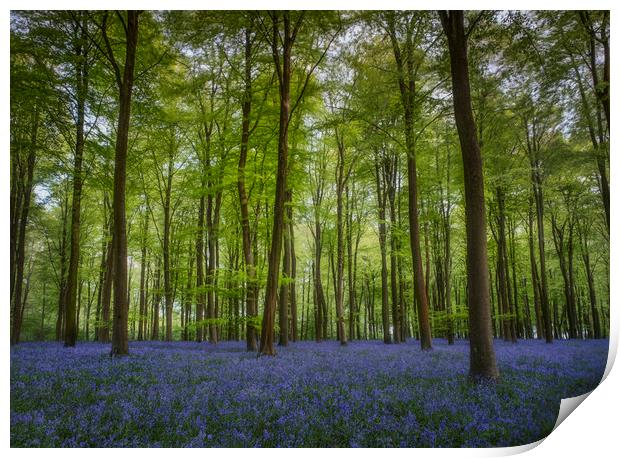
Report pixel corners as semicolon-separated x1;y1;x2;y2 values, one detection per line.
11;338;608;447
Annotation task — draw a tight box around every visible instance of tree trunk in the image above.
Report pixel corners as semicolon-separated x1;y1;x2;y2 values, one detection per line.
374;158;391;344
195;195;205;342
387;165;400;344
496;186;516;343
138;209;148;340
64;14;89;347
346;185;357;341
289;205;298;342
387;17;432;350
260;12;298;356
440;10;499;380
163;155;173;342
279;193;291;347
10;107;38;345
237;28;259;351
151;261;160;340
110;11;139;356
334;131;348;345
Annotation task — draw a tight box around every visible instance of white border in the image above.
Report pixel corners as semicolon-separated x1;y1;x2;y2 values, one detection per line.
3;2;617;456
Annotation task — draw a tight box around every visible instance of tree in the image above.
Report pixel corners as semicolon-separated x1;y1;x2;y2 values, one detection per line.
385;11;433;350
98;10;140;356
439;10;499;381
258;11;337;355
65;12;91;347
237;22;260;351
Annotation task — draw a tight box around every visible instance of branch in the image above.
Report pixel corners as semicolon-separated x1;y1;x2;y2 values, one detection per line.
99;12;122;88
288;25;341;126
135;50;169;83
465;11;486;39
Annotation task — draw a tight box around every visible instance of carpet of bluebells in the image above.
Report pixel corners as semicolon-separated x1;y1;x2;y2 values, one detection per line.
11;338;607;447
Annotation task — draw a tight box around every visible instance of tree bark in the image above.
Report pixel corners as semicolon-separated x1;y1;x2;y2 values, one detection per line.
289;205;298;342
163;153;173;342
334;130;348;345
110;11;139;356
278;192;291;347
440;10;499;380
528;138;553;343
237;27;259;351
138;208;148;340
387;15;432;350
10;107;38;345
65;14;89;347
374;156;391;344
260;12;300;356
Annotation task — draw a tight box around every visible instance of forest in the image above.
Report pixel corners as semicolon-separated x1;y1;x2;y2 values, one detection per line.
10;10;610;448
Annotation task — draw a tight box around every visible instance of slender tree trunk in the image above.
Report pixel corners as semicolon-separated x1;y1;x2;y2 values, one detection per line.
64;15;89;347
374;159;391;344
527;196;543;338
56;190;70;341
496;186;516;343
334;132;348;345
531;165;553;343
387;169;400;344
387;17;432;350
580;228;602;339
163;155;173;342
260;12;299;356
11;107;38;345
10;151;23;306
196;196;205;342
138;209;148;340
279;195;291;347
570;53;610;232
346;185;357;341
99;212;114;343
151;261;160;340
289;206;298;342
314;227;327;342
237;28;259;351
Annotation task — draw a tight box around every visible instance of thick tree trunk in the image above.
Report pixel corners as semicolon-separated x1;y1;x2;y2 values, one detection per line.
110;11;139;356
440;10;499;380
